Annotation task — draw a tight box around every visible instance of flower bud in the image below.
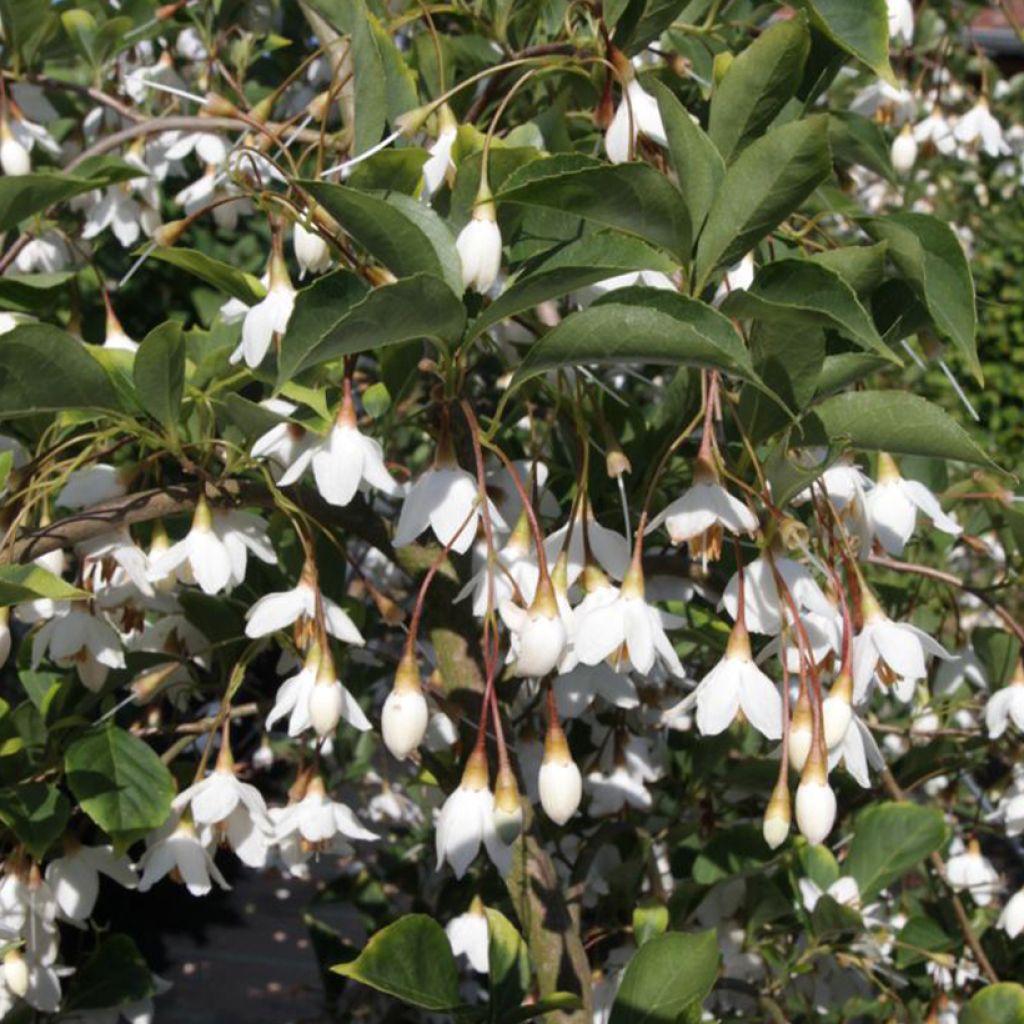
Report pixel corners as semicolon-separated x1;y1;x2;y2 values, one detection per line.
822;670;854;749
456;183;501;293
202;92;239;117
891;124;918;176
0;119;30;176
0;607;10;667
309;658;344;737
788;691;814;772
381;651;429;761
252;735;274;771
293;219;332;277
153;218;189;247
762;779;791;850
510;581;567;679
538;725;582;826
795;749;836;846
492;765;523;846
3;950;27;998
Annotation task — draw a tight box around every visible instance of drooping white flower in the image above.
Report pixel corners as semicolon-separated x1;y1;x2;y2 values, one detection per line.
0;118;30;175
137;817;231;897
954;98;1009;158
0;609;10;668
799;875;862;913
544;499;631;585
605;76;667;164
795;751;836;846
277;389;399;506
458;517;539;616
55;464;127;509
891;124;918;175
381;651;429;761
274;774;378;850
554;661;639;717
693;621;782;740
44;842;137;921
998;887;1024;938
886;0;914;44
293;215;332;278
587;733;662;815
722;554;832;636
500;578;568;678
244;565;364;646
646;455;758;567
538;718;582;826
865;453;961;556
250;399;314;481
229;246;295;368
394;441;505;554
456;184;502;294
446;898;489;973
421;105;458;200
13;232;69;274
712;253;756;306
149;497;276;595
31;601;125;690
914;107;958;156
984;661;1024;738
435;750;512;878
852;586;950;702
828;709;885;788
573;561;684;678
946;838;999;906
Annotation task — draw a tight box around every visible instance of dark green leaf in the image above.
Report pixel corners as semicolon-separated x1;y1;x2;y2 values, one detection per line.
0;782;70;860
973;628;1021;689
794;0;893;81
608;930;720;1024
486;908;531;1018
828;112;896;182
302;180;462;295
149;248;266;305
720;258;898;362
894;916;955;968
332;914;461;1011
500;156;691;260
612;0;690;55
800;391;995;466
708;17;810;162
133;321;185;433
695;117;832;287
65;935;156;1011
470;232;676;339
815;353;890;395
0;324;121;417
809;243;887;295
0;272;76;313
651;80;724;234
65;725;176;847
845;802;946;899
861;212;980;382
0;564;89;605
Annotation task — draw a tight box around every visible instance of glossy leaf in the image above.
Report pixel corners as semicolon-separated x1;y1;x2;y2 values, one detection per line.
0;272;76;313
801;391;995;466
0;564;89;606
844;802;947;899
133;321;185;433
486;908;531;1017
961;983;1024;1024
708;17;810;162
652;80;724;235
861;212;980;382
499;156;691;260
795;0;893;81
0;323;121;417
809;243;887;295
302;180;462;295
511;287;759;390
65;725;176;847
695;117;832;287
608;929;719;1024
332;914;461;1011
470;232;676;339
149;247;266;305
828;112;896;182
720;258;897;362
0;782;70;860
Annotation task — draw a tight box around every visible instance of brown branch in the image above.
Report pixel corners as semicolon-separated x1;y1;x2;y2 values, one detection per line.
3;481;393;565
880;768;999;985
3;71;145;124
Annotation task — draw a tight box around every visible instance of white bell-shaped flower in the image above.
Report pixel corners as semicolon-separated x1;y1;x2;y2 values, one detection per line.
946;838;999;906
456;182;501;294
887;0;914;43
422;105;458;200
293;214;331;278
865;452;961;556
44;841;137;921
381;651;429;761
544;499;631;584
604;75;667;164
538;713;582;826
953;98;1009;158
436;750;512;878
827;709;884;788
693;620;782;740
0;118;30;175
722;554;832;636
274;774;379;850
984;660;1024;738
229;245;295;368
794;746;836;846
31;600;125;690
891;124;918;175
500;577;568;678
998;887;1024;939
276;386;399;507
446;897;489;972
137;816;231;897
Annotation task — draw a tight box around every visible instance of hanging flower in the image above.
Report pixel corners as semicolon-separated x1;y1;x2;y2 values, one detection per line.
456;181;502;294
604;64;667;165
44;841;137;921
137;816;231;897
445;897;489;973
229;242;295;368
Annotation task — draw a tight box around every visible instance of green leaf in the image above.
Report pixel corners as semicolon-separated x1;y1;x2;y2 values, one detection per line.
720;258;898;363
973;628;1021;688
0;324;121;417
470;232;676;340
499;156;691;260
894;916;955;968
0;272;76;313
961;983;1024;1024
149;248;266;306
0;165;142;233
632;901;670;947
810;894;863;939
809;244;887;295
695;117;832;287
279;272;464;381
65;725;176;847
844;802;946;900
708;17;810;162
612;0;691;55
799;844;841;891
302;180;462;295
0;0;57;66
0;450;12;493
651;80;724;235
794;0;894;81
133;321;185;433
485;908;531;1018
608;930;720;1024
0;564;88;606
497;994;583;1023
801;391;995;466
65;935;156;1011
331;914;461;1011
510;288;760;391
861;212;980;382
0;782;70;860
828;112;896;183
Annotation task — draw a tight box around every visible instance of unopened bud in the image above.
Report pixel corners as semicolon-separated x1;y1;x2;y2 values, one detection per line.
539;723;582;826
762;779;791;850
606;446;632;479
3;950;27;998
795;748;836;846
202;93;238;118
153;218;189;247
381;652;429;761
492;765;523;846
822;671;854;749
131;661;182;704
788;691;814;772
309;659;343;737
